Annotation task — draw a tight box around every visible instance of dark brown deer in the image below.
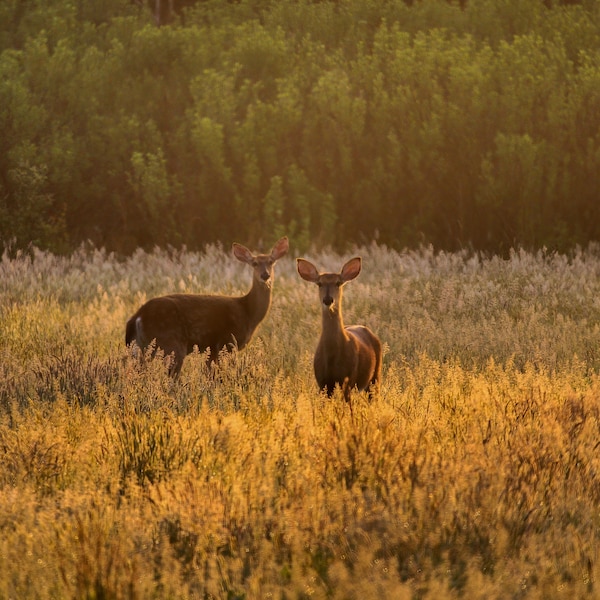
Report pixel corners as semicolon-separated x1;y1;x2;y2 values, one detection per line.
297;256;382;401
126;237;289;376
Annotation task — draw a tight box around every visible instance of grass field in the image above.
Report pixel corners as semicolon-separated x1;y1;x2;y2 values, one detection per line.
1;243;600;599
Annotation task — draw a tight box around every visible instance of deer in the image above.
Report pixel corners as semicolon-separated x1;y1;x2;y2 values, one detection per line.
296;256;382;402
126;236;289;377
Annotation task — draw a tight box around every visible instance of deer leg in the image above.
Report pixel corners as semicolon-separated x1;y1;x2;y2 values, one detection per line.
153;337;186;377
366;379;379;401
167;350;185;378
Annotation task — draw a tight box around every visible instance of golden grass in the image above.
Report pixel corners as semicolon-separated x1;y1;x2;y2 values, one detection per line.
1;244;600;598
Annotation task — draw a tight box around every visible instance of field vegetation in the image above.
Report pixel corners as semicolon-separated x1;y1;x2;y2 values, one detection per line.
1;243;600;598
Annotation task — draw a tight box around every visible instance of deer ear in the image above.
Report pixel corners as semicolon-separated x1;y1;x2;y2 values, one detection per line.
340;257;361;282
297;258;320;283
232;243;254;264
270;236;289;261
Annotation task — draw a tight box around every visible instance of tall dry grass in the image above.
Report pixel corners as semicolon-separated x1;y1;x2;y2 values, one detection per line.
1;243;600;598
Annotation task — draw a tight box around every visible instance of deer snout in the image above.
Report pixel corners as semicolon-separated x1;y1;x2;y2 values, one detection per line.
322;295;334;307
259;269;273;287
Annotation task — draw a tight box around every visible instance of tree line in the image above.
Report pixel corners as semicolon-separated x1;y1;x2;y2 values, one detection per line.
1;0;599;255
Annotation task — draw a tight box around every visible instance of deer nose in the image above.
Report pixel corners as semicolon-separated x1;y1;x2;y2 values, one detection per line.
261;271;271;282
323;295;333;307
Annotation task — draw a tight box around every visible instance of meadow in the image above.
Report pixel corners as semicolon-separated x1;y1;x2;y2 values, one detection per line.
1;242;600;598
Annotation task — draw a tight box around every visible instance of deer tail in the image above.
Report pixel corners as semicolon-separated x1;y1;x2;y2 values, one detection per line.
125;316;139;347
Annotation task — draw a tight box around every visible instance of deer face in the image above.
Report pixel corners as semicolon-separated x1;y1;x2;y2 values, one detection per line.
251;252;278;287
316;273;344;311
297;257;362;312
233;237;289;288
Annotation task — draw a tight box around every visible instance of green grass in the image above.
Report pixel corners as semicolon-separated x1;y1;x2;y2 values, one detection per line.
1;243;600;598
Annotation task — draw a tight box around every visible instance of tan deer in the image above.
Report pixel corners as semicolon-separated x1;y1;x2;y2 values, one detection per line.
297;256;382;401
126;237;289;376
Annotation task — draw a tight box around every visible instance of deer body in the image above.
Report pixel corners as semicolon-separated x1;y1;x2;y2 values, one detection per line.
297;257;382;401
126;237;288;376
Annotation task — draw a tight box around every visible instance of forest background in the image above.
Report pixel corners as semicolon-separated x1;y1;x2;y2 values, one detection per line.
1;0;600;256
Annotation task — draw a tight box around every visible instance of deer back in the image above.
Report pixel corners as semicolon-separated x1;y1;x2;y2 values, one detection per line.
134;293;252;352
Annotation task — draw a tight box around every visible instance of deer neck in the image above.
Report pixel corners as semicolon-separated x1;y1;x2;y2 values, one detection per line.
242;277;272;327
320;305;349;350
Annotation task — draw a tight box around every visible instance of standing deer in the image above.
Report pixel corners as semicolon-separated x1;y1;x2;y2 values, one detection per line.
297;256;382;401
126;237;289;376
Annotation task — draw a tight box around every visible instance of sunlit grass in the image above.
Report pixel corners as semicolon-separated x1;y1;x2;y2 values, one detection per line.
1;244;600;598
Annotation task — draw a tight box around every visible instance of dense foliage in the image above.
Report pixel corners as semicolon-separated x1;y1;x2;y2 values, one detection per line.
2;244;600;597
1;0;600;254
